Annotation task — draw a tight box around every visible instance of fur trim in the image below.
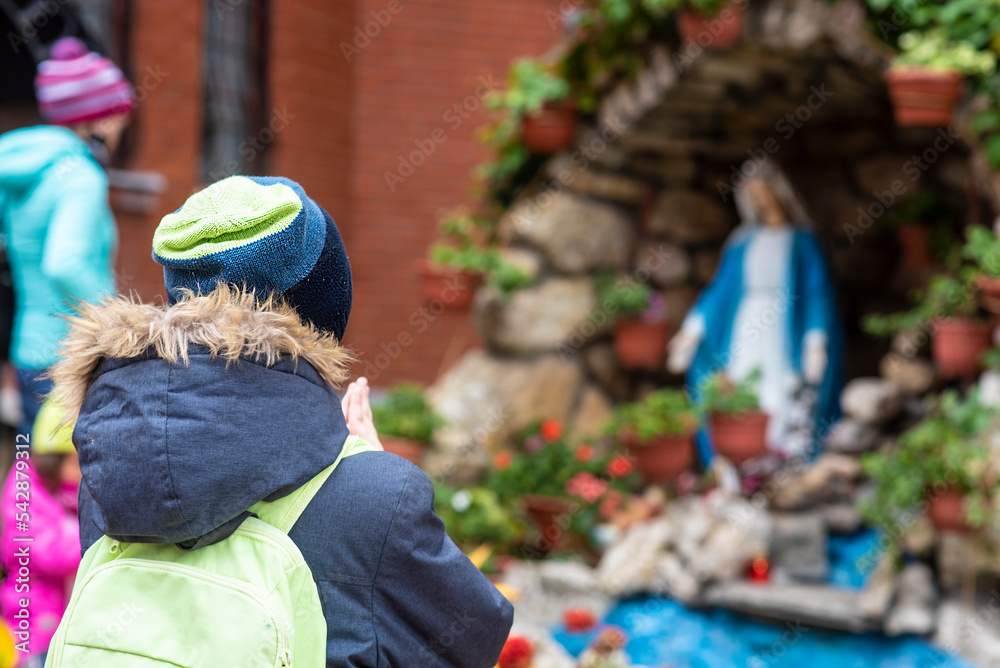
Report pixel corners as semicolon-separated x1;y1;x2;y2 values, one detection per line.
49;284;353;418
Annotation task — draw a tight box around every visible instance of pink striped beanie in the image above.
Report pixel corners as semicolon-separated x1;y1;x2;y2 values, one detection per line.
35;37;135;126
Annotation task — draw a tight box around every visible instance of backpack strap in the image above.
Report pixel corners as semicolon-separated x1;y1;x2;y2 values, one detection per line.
250;435;378;533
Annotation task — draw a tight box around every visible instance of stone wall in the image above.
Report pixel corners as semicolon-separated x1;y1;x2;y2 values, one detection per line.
427;0;994;481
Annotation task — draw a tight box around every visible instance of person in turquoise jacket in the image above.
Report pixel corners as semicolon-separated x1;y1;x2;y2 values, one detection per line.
0;36;134;440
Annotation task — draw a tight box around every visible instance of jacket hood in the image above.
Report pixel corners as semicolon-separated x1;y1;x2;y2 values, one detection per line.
0;126;91;192
49;285;354;544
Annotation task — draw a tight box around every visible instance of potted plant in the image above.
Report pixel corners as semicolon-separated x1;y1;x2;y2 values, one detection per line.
489;58;575;154
698;370;769;465
963;225;1000;314
677;0;745;50
861;390;999;535
863;272;992;380
433;485;525;555
371;383;444;465
881;192;955;269
418;210;493;309
609;389;699;483
487;420;633;555
885;30;995;127
598;276;671;371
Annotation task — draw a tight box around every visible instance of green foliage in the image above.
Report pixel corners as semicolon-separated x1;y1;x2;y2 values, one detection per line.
486;58;571;117
893;29;996;75
962;225;1000;277
485;259;533;295
595;273;652;318
696;370;762;416
371;383;444;444
427;209;495;274
862;272;979;336
434;485;525;551
609;388;699;441
879;191;952;228
686;0;735;15
860;390;999;530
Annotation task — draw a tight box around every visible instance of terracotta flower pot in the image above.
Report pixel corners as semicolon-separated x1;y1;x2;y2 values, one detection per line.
885;68;964;127
678;2;745;50
710;411;770;465
897;224;933;268
932;318;992;380
415;259;482;309
926;487;973;534
977;275;1000;315
381;436;426;466
614;319;672;370
521;101;577;154
625;432;695;484
523;494;575;552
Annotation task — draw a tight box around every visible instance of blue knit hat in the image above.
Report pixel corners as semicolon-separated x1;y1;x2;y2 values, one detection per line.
152;176;352;340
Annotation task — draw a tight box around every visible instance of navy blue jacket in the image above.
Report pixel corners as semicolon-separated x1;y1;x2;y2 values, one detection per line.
73;346;513;667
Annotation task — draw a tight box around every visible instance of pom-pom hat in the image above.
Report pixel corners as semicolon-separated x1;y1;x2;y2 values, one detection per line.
34;37;135;126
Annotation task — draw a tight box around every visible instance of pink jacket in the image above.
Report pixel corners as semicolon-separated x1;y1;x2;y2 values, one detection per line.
1;461;80;659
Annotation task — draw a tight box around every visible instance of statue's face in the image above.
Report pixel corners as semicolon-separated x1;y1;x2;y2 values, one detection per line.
745;178;788;227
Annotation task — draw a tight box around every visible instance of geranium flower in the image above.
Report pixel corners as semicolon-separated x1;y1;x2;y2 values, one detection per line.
575;443;595;462
498;636;533;668
606;454;633;478
492;450;512;470
540;419;563;443
566;472;608;503
564;608;598;632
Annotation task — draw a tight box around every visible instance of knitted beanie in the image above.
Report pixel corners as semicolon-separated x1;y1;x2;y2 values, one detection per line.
35;37;135;126
152;176;353;340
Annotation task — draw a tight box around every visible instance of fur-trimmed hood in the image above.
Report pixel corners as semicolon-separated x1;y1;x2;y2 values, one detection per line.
50;285;353;544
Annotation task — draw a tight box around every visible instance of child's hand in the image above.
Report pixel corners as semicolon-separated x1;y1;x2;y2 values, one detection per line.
341;377;383;450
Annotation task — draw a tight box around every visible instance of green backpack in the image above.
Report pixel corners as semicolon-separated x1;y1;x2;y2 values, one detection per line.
46;436;376;668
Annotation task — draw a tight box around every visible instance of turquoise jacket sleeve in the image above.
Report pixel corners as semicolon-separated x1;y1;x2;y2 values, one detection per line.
41;166;115;303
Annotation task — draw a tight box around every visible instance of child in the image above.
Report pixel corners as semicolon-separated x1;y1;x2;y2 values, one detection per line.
50;176;513;667
1;401;81;667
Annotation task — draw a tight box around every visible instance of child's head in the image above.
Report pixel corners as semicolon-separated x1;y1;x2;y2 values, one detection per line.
32;400;80;487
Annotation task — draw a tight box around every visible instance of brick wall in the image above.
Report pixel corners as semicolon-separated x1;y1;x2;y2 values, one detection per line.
345;0;564;386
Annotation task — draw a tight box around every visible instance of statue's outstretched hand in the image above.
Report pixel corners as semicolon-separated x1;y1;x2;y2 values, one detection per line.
341;377;384;450
667;329;701;374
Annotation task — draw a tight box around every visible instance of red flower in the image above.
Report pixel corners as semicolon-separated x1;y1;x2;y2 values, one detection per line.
493;451;513;471
566;472;608;503
606;454;634;478
498;636;534;668
563;608;598;632
540;419;563;443
575;444;595;462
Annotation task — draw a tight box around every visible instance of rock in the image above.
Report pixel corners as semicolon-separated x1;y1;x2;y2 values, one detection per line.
832;244;892;289
981;371;1000;408
769;512;829;582
859;558;898;621
936;532;1000;589
823;418;880;454
770;454;861;510
647;189;734;244
638;240;689;287
501;191;635;274
536;560;600;595
661;285;700;325
570;386;614;441
597;515;673;596
881;353;936;395
654;552;701;604
507;622;576;668
891;328;930;357
504;562;612;630
885;563;937;636
704;581;876;632
821;503;862;534
547;154;647;204
426;351;584;481
841;377;902;425
477;278;598;354
693;248;721;283
901;515;937;558
629;155;699;183
935;597;1000;667
581;343;630;400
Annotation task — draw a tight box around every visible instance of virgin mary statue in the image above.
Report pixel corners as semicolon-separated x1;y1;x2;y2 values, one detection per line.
668;160;843;464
